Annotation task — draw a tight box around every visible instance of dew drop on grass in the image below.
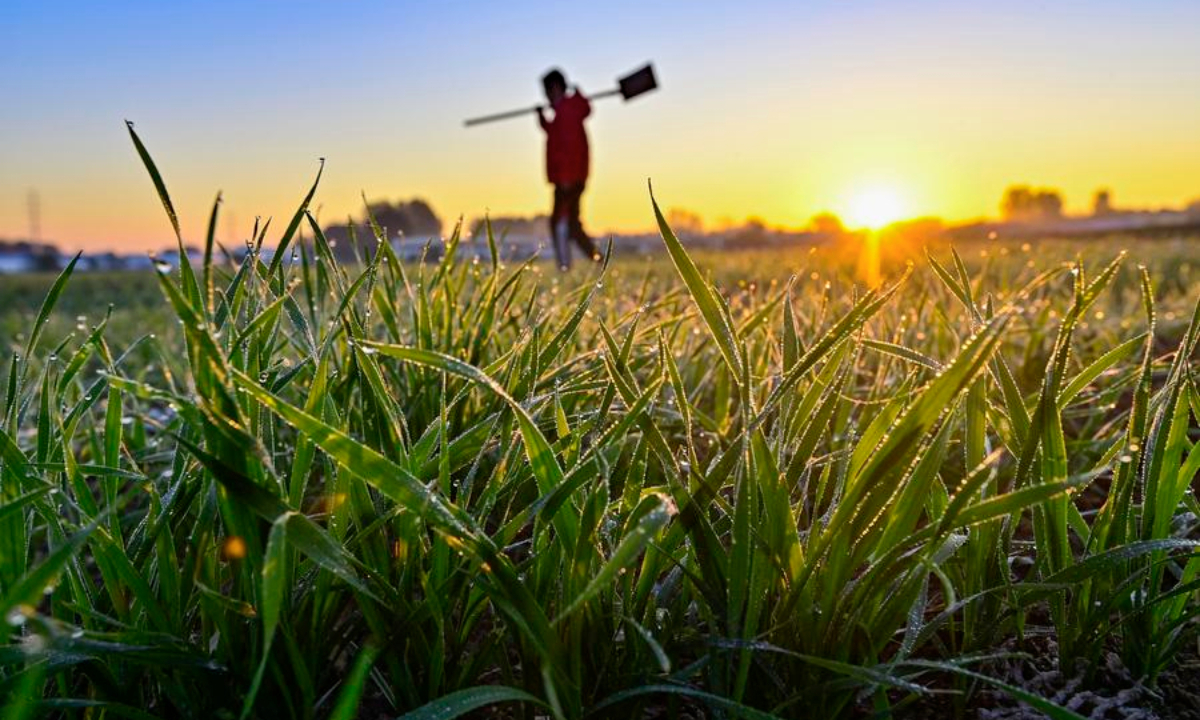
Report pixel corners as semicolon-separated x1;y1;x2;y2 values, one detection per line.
20;634;47;656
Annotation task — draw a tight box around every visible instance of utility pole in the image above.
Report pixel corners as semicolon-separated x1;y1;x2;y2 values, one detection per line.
27;189;41;242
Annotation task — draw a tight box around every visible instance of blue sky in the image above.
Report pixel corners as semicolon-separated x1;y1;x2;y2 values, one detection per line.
4;0;1200;250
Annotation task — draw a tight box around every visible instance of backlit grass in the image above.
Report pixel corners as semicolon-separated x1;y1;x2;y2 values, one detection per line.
1;126;1198;719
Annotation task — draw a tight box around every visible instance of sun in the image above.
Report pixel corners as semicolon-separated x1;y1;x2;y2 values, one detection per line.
845;186;908;230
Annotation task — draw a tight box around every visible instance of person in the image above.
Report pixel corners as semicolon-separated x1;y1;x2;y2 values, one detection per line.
537;69;600;270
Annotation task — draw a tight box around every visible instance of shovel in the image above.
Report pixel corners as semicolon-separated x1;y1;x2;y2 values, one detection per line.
464;63;658;127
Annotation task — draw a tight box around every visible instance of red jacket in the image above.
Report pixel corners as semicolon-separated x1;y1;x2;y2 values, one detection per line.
540;92;591;185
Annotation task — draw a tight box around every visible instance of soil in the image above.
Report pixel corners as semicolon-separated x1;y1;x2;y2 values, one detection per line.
897;636;1200;720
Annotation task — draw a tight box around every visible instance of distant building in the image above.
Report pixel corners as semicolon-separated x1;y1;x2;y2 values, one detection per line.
0;249;38;273
0;239;58;273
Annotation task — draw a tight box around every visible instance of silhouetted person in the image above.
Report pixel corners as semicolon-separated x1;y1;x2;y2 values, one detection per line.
538;69;599;270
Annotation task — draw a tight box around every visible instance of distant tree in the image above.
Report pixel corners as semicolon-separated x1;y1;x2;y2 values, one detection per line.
728;217;770;246
364;198;443;238
666;208;705;236
1093;189;1113;216
1001;186;1063;222
1037;192;1063;219
321;198;443;260
807;212;846;236
468;215;548;239
1001;187;1032;220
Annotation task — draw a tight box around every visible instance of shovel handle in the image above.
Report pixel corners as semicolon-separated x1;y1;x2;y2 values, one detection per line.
464;88;622;127
464;104;546;127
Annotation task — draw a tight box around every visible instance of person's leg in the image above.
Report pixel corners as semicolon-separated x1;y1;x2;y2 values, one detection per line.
550;185;570;270
566;183;600;261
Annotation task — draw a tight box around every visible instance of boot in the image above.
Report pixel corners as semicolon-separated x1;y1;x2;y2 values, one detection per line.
553;217;571;271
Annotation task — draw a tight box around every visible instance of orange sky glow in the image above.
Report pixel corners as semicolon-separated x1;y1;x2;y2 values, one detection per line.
3;2;1200;252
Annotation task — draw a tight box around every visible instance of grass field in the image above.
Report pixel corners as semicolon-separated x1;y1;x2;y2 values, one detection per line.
2;128;1199;719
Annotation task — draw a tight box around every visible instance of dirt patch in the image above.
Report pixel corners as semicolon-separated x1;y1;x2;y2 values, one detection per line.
894;637;1200;719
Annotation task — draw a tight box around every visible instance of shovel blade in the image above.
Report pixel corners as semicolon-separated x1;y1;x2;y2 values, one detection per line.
618;64;658;101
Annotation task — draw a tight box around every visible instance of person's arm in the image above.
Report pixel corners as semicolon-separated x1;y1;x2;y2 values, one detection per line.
537;106;551;132
576;87;592;119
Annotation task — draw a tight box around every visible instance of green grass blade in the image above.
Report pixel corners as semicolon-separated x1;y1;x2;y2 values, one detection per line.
396;686;548;720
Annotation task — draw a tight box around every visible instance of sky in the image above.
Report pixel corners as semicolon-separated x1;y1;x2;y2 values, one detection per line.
3;0;1200;252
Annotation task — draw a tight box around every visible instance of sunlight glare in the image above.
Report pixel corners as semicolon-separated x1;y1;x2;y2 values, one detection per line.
846;187;907;230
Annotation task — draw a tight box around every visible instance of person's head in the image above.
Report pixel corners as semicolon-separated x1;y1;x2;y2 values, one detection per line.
542;69;567;104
